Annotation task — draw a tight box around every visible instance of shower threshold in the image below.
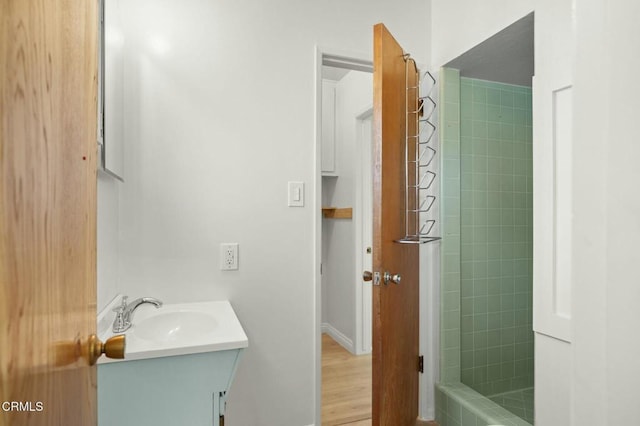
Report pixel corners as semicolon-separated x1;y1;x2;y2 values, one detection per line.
436;382;532;426
488;387;534;424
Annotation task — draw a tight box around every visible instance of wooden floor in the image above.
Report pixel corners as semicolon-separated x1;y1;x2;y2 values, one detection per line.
322;334;372;426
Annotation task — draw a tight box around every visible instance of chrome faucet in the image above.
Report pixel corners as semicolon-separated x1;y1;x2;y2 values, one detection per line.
112;296;163;333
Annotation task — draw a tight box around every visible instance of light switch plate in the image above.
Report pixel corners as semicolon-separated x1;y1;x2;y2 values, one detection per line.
288;182;304;207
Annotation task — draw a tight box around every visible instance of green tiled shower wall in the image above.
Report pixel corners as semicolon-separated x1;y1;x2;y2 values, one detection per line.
440;69;534;397
459;77;533;395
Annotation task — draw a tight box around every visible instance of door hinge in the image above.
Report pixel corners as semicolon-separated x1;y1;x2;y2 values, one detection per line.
418;355;424;373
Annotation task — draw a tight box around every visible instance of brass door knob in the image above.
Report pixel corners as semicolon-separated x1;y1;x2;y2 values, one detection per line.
85;334;125;366
363;271;373;281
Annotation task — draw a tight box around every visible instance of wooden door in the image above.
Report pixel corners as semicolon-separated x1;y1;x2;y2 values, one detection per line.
1;1;99;425
372;24;420;425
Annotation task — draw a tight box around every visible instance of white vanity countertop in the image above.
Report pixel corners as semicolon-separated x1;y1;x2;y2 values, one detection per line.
97;297;248;364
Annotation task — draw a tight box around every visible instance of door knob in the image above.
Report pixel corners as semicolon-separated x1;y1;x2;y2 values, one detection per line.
384;272;401;285
85;334;125;366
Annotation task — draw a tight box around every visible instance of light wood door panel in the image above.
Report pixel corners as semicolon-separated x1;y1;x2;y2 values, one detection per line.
372;24;420;425
1;1;99;425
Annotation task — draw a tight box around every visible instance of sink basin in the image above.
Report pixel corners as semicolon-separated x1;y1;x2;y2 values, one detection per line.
97;299;248;363
133;311;218;343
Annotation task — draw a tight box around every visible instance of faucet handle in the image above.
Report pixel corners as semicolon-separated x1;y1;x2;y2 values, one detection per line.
112;296;128;333
113;296;128;313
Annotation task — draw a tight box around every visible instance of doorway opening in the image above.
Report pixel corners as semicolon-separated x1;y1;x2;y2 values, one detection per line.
316;51;374;425
436;12;535;426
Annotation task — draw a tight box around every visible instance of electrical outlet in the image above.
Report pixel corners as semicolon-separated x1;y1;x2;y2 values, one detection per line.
220;243;239;270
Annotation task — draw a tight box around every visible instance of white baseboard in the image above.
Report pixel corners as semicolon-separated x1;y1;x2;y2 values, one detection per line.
321;322;355;354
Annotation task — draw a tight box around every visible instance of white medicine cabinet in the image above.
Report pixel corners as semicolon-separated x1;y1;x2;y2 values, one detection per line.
98;0;125;181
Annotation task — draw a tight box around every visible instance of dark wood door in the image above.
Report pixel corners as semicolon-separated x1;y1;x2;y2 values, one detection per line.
372;23;420;426
1;1;99;424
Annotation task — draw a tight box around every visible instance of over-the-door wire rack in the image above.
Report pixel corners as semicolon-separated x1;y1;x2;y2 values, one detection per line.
395;55;441;244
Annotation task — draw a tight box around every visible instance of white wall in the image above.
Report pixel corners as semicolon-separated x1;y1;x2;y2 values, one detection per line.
322;71;373;352
108;1;429;425
97;174;120;311
531;0;574;423
534;0;640;423
535;334;570;425
419;241;440;419
572;0;640;424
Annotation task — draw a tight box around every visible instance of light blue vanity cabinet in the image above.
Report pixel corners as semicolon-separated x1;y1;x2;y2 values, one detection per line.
96;299;248;426
98;349;243;426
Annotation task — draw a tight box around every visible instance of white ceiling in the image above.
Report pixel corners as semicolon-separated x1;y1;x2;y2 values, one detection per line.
445;13;534;87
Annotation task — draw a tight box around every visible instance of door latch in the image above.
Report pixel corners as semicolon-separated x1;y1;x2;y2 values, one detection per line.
363;271;384;286
373;272;381;286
